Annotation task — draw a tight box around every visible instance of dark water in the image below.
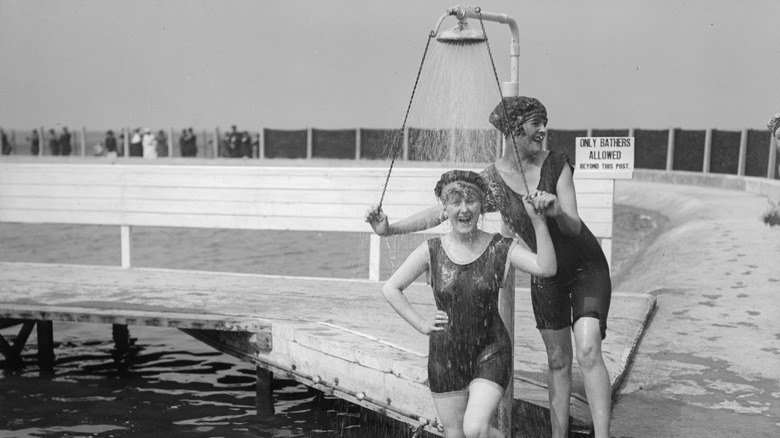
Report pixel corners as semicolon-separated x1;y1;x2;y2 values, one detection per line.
0;225;443;438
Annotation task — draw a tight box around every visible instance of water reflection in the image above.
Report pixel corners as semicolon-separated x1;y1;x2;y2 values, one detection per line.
0;324;431;437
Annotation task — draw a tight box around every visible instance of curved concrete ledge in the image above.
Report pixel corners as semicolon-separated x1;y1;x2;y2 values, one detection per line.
634;169;780;199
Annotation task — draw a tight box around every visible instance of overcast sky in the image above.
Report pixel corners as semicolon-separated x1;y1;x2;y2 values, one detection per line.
1;0;778;132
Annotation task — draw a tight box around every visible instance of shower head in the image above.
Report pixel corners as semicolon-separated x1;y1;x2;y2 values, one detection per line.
436;20;486;45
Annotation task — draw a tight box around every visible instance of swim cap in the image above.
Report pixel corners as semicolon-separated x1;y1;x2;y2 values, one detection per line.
489;96;548;135
434;170;488;199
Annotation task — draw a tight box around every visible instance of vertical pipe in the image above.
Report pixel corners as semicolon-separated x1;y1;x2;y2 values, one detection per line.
666;127;676;171
355;128;362;160
737;128;747;176
497;80;518;438
306;127;313;159
587;127;593;138
702;128;712;174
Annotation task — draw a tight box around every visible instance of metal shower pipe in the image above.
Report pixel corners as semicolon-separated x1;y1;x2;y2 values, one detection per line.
432;5;520;97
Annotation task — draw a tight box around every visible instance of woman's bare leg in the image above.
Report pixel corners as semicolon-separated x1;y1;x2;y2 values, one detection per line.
432;392;469;438
573;317;611;438
462;379;504;438
540;327;573;438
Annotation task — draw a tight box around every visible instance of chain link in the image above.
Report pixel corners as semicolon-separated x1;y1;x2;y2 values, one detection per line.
377;33;434;210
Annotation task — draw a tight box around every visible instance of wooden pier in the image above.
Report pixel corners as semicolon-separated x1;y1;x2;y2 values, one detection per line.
0;160;655;436
0;262;654;436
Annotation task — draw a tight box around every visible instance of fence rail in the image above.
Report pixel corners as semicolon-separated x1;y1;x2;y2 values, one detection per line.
2;125;778;179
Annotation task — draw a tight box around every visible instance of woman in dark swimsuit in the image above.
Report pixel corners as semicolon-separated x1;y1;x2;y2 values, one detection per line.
373;170;556;438
366;97;613;438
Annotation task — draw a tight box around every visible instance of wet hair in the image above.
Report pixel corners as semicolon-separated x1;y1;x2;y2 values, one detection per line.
434;170;488;201
489;96;548;136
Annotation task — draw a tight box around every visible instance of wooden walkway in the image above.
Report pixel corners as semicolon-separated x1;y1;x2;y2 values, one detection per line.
0;261;655;436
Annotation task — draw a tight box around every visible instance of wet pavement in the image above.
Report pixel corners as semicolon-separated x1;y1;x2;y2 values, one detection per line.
609;177;780;437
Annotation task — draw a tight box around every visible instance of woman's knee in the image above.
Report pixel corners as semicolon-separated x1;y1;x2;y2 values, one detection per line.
545;345;572;371
462;419;492;438
575;339;602;369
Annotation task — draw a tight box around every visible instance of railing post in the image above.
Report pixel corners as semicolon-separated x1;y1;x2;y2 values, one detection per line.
213;127;220;158
402;127;409;161
306;127;313;159
121;225;132;269
169;127;174;158
259;128;265;160
737;128;747;176
666;127;676;171
702;128;712;173
368;234;381;281
81;126;87;156
123;128;129;157
39;126;45;156
355;128;362;160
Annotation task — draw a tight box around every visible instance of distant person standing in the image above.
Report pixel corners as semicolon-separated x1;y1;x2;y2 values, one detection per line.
240;131;252;158
178;128;189;157
142;128;157;159
59;127;72;156
129;128;143;157
0;129;10;155
155;129;168;158
104;130;118;162
187;127;197;157
29;129;40;156
48;129;59;155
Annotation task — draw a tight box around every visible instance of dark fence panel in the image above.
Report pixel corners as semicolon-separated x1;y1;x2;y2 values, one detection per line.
672;129;705;172
592;129;630;137
407;128;448;162
709;130;741;175
359;129;400;160
312;129;356;159
547;129;587;163
264;129;307;159
634;129;668;170
745;130;771;177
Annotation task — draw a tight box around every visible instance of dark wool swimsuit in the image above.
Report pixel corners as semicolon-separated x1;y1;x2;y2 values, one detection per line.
427;234;513;396
481;151;612;339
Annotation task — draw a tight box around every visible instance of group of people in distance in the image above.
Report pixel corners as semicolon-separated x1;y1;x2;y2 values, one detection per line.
221;125;255;158
366;96;613;438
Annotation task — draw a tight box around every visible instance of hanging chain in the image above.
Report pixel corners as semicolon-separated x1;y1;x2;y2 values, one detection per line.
478;10;531;196
377;32;434;210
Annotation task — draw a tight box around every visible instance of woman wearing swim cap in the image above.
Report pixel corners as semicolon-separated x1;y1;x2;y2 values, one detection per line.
372;169;556;438
366;96;613;438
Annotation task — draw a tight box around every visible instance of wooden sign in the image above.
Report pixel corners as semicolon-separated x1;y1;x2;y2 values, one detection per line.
574;137;634;179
